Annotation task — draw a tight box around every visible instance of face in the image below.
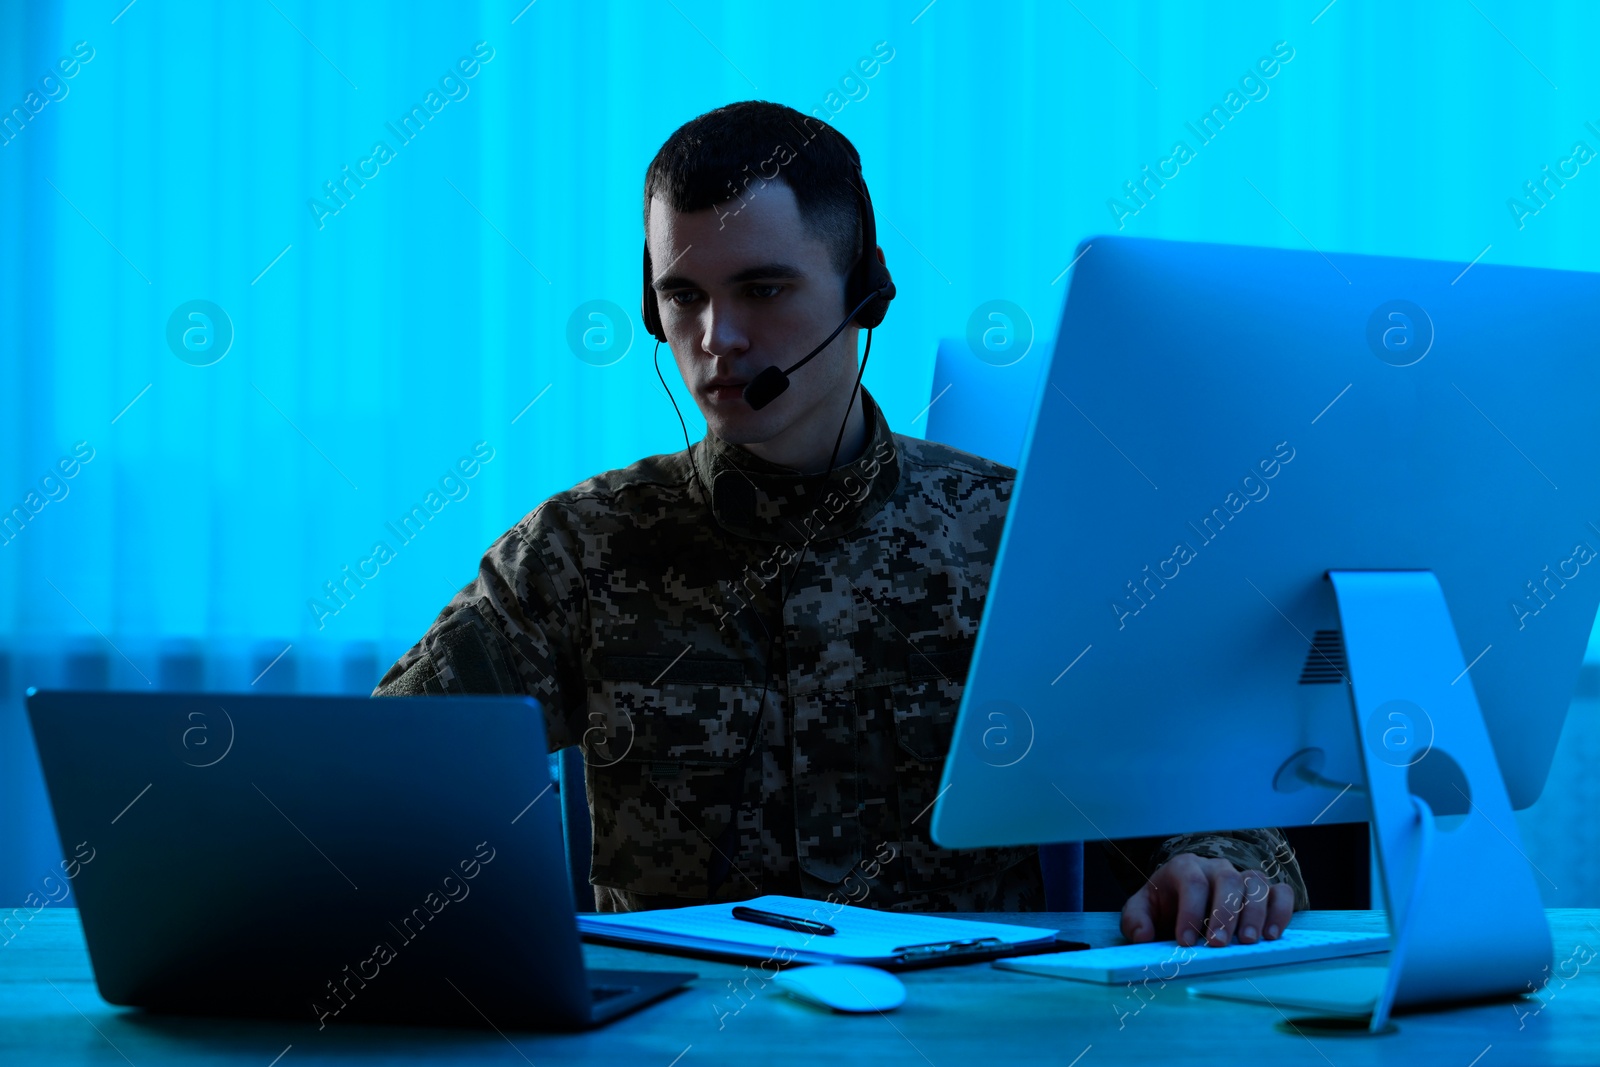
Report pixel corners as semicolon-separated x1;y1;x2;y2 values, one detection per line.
647;181;859;454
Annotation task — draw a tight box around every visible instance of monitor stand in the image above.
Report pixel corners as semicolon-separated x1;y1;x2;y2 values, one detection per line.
1227;570;1552;1034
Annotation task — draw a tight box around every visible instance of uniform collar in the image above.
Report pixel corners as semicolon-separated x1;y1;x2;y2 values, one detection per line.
692;387;902;544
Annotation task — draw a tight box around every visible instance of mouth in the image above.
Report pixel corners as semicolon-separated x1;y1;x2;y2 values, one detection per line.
703;379;749;403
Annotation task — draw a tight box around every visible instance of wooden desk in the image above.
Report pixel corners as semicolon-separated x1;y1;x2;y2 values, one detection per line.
4;909;1597;1065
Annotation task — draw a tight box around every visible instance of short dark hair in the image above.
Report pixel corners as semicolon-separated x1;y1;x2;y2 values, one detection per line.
643;101;862;276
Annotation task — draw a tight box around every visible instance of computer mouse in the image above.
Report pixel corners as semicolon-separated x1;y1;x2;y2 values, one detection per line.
773;964;906;1013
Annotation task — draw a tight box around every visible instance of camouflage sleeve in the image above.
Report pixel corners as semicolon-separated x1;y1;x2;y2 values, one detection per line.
372;504;588;753
1149;828;1311;911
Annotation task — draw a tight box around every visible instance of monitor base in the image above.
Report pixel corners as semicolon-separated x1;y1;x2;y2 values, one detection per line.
1328;569;1552;1033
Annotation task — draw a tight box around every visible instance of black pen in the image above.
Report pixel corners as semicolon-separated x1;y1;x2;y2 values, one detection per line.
731;905;836;936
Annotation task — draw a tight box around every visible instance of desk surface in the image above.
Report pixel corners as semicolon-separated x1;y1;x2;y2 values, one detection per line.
3;909;1597;1065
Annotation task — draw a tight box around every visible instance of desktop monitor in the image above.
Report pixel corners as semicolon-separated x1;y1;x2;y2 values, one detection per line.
932;234;1600;1017
925;335;1047;468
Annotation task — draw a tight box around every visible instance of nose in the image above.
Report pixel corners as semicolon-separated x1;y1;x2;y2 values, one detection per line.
700;300;750;360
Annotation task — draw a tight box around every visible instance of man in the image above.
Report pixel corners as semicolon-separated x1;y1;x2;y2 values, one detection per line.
375;101;1308;948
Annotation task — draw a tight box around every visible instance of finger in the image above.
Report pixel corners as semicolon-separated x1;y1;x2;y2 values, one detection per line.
1236;871;1269;944
1171;862;1212;947
1263;882;1295;939
1205;865;1247;946
1120;884;1159;943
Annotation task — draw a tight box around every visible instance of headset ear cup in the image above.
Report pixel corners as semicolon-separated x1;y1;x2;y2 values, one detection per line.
850;164;894;329
852;256;895;330
641;238;667;343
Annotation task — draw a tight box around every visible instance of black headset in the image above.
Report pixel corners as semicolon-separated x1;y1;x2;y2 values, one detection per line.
640;158;896;410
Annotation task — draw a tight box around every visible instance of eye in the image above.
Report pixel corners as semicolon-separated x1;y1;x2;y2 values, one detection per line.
667;291;700;308
746;284;783;299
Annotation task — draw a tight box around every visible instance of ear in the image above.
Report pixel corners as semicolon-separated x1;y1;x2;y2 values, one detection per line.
875;246;886;266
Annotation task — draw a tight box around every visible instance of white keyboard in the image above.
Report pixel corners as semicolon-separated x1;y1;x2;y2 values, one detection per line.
995;928;1390;984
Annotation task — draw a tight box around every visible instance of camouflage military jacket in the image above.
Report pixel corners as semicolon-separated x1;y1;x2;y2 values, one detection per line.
375;388;1309;913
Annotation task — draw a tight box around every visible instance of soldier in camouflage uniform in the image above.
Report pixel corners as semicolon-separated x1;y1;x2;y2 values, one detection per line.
376;101;1309;947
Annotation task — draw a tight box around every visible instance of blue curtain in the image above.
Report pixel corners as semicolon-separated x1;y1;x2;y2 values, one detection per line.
4;0;1599;905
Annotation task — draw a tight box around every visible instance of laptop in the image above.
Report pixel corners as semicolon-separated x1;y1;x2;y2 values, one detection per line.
25;689;694;1030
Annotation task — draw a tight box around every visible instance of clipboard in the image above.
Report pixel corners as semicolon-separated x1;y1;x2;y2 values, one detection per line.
578;894;1092;972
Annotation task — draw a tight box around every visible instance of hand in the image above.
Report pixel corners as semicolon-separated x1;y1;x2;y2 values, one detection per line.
1119;852;1295;947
